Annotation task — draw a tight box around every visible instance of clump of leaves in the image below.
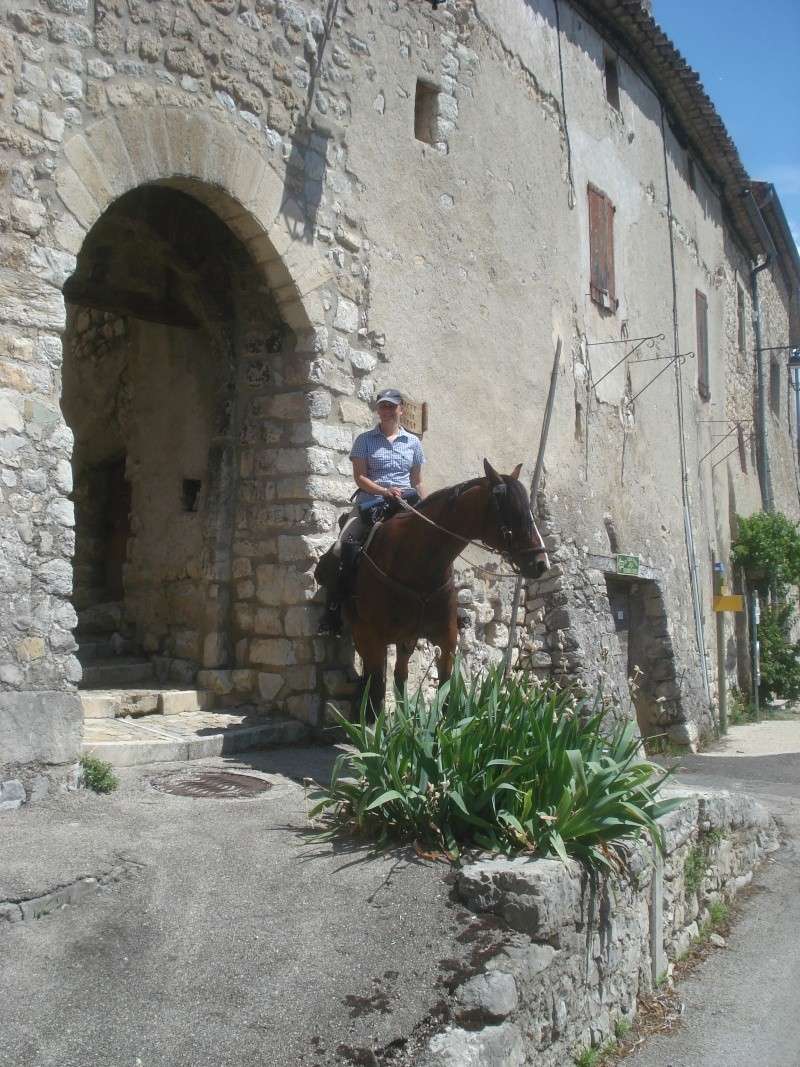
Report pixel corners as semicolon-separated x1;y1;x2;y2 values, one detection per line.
310;663;682;872
758;602;800;701
731;511;800;590
80;754;119;794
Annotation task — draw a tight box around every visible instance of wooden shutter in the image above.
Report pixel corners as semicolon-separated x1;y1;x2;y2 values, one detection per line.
588;185;616;309
696;289;709;400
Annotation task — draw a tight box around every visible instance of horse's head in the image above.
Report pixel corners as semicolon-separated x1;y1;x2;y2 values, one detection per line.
482;459;551;579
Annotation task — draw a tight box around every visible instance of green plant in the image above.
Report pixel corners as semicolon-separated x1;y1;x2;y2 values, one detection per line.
708;900;729;926
310;663;682;872
758;602;800;701
683;845;707;895
613;1018;631;1040
80;754;119;794
731;511;800;590
728;687;756;725
575;1048;602;1067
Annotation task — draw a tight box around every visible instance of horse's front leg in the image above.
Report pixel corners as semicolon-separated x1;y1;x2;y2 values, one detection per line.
353;623;387;719
433;613;459;688
394;639;417;697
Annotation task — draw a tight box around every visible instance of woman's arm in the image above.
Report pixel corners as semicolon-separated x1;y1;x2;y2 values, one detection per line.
410;464;425;499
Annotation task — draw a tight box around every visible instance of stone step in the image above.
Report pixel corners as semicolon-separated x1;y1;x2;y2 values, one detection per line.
80;657;157;689
77;634;137;662
82;710;309;766
80;688;215;720
77;601;125;636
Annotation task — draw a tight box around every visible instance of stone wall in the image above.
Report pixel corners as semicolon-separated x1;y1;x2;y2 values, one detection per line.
419;787;779;1066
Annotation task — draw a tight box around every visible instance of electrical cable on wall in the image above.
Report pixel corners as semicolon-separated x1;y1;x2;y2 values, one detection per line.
659;102;711;707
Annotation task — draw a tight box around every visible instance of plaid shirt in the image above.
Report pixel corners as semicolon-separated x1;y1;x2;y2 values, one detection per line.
350;425;425;501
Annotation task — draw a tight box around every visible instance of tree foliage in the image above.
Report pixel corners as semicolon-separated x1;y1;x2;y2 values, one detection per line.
758;603;800;701
731;511;800;590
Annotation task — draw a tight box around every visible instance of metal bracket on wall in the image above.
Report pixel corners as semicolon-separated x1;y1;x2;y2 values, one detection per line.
698;421;754;469
586;332;666;390
586;333;696;404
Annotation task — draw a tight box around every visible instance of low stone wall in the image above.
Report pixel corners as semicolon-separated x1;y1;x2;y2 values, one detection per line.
420;788;779;1066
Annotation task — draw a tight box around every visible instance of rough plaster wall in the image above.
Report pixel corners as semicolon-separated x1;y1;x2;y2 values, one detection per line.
0;0;798;774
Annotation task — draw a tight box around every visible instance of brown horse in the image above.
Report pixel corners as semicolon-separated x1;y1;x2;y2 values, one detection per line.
343;459;551;710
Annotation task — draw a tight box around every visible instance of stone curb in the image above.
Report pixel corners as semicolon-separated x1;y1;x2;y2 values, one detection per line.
0;862;136;925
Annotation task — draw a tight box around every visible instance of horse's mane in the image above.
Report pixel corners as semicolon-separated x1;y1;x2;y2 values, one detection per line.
415;476;486;512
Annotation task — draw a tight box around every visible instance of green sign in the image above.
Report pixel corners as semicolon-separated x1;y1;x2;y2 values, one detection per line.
616;554;640;576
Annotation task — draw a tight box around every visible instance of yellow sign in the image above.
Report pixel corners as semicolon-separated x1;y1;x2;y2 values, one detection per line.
402;399;428;437
713;595;744;613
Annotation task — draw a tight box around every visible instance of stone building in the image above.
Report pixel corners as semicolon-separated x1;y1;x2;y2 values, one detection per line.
1;0;798;794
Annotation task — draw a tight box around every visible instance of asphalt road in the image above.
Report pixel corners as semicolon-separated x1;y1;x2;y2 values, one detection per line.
626;729;800;1067
0;746;491;1067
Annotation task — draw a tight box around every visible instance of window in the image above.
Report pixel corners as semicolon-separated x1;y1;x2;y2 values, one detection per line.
687;156;696;192
604;57;621;112
696;289;710;400
737;284;746;354
588;185;616;310
414;80;439;145
737;423;747;474
769;359;781;417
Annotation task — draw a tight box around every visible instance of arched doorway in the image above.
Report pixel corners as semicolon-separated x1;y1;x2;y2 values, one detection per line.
61;184;292;701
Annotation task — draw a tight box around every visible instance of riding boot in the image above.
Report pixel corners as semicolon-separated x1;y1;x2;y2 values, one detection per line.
318;593;343;636
317;541;360;636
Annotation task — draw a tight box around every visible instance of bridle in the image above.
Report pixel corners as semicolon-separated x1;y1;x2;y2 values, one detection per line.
390;483;548;577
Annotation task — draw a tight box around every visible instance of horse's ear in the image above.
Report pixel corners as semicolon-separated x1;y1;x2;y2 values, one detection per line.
483;458;501;485
509;463;522;481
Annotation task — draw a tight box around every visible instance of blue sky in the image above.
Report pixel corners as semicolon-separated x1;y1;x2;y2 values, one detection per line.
653;0;800;249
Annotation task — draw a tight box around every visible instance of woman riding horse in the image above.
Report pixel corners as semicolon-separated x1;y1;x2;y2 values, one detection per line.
318;450;551;713
318;387;425;636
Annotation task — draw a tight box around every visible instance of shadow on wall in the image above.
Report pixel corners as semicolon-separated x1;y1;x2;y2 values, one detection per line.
278;0;339;242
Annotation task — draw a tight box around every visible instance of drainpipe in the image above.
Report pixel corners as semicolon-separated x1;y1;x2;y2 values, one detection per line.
742;188;778;513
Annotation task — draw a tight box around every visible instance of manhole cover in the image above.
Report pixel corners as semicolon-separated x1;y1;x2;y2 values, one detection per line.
150;770;273;799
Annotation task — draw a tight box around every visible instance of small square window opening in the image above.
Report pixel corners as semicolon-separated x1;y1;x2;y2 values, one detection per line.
605;58;621;112
696;289;710;401
769;359;781;417
737;284;746;354
414;80;439;145
182;478;202;513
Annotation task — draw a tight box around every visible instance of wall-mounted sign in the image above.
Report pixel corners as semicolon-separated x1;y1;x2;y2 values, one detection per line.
616;553;640;576
403;399;428;437
713;594;744;613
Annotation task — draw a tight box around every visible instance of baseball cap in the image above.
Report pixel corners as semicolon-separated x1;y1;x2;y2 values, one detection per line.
375;388;403;406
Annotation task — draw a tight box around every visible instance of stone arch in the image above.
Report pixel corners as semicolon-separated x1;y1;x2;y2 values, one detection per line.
54;107;333;333
54;109;345;726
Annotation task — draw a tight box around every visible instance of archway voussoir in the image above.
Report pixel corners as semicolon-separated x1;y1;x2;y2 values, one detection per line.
55;164;103;231
164;109;213;180
241;164;286;231
83;118;137;198
227;143;267;214
62;135;114;213
293;259;335;298
113;108;162;185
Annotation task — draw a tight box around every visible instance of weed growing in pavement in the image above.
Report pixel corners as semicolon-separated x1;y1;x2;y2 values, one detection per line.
80;755;119;794
708;900;729;926
613;1018;631;1039
683;844;707;895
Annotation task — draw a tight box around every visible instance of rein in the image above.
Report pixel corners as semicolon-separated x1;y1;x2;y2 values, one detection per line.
392;495;543;580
